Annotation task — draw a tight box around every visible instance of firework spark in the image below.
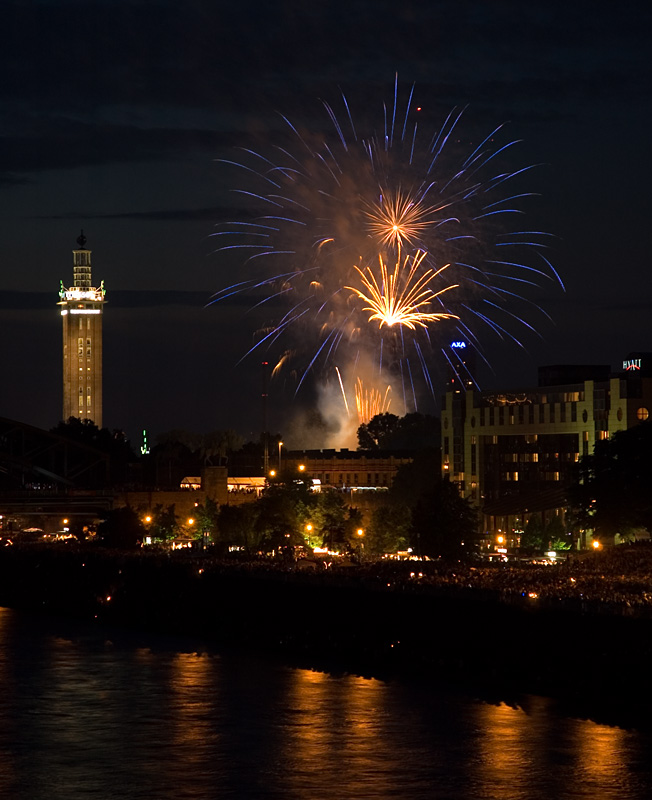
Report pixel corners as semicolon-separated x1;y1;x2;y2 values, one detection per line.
347;250;458;331
355;378;392;425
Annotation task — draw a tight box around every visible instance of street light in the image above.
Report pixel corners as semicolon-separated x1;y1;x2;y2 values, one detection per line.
356;528;365;559
278;441;283;471
298;464;305;473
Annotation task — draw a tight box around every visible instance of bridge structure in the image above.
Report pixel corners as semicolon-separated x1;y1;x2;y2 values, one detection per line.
0;417;114;527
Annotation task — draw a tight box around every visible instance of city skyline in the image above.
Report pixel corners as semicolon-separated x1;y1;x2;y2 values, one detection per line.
0;1;650;444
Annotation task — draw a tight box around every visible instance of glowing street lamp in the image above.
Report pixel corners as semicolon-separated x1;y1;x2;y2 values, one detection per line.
278;441;283;471
298;464;305;473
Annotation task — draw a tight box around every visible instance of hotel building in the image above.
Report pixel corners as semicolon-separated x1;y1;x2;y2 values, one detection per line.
441;350;652;547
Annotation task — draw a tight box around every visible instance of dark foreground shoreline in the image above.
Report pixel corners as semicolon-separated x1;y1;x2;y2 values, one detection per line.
1;545;651;730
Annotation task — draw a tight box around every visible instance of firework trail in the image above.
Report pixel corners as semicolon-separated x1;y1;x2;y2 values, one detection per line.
213;77;563;407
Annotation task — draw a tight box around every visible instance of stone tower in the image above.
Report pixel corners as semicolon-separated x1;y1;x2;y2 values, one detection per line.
58;232;105;427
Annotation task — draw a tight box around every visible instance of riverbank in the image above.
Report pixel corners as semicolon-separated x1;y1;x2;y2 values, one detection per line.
1;544;651;729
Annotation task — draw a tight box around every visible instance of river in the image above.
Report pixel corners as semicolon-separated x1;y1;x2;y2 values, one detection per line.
0;606;650;799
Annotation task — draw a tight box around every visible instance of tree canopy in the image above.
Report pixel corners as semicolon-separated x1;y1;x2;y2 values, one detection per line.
571;420;652;539
357;412;440;451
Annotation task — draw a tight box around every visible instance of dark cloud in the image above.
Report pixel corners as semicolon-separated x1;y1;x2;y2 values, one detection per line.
37;207;229;222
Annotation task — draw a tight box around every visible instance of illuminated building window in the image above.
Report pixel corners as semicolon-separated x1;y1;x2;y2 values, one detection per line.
79;318;83;330
637;407;649;421
78;337;84;356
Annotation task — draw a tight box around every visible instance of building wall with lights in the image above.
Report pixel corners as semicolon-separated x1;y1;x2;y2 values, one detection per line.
441;357;652;546
58;234;105;427
283;450;412;490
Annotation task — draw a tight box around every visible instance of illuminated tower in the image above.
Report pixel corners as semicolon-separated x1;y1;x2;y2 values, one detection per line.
58;232;106;427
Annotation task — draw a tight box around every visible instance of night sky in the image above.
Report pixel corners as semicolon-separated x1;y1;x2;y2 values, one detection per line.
0;0;650;447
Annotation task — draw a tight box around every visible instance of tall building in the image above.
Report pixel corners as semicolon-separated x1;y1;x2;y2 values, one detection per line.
441;352;652;547
58;232;106;427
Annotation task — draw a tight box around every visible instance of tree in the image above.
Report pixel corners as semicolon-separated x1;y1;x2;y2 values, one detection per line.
520;514;545;553
149;503;179;543
412;477;478;559
357;413;440;451
219;503;261;554
254;480;315;550
545;515;572;551
97;506;144;550
192;497;220;545
357;413;400;450
367;505;411;555
388;448;440;507
570;420;652;539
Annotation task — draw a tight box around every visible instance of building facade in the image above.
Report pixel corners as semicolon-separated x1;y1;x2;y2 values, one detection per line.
59;232;105;427
441;353;652;547
283;449;412;490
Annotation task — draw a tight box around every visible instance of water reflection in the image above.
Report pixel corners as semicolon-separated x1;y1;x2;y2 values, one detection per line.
0;607;650;800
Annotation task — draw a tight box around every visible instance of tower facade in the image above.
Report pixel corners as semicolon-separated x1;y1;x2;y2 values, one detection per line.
59;232;105;427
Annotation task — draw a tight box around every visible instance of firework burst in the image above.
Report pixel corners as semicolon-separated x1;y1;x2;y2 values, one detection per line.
213;78;563;407
347;250;458;331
